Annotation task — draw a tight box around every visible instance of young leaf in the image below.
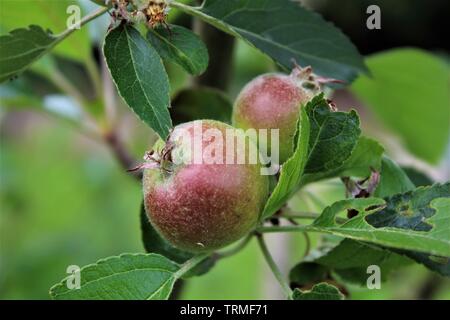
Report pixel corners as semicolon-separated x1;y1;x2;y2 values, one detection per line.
147;24;209;76
104;24;172;139
170;87;232;125
301;136;383;185
304;98;361;174
312;183;450;257
262;106;310;219
50;254;180;300
171;0;367;82
292;283;344;300
351;49;450;163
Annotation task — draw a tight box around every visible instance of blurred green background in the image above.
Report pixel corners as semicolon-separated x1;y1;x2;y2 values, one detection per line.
0;0;449;299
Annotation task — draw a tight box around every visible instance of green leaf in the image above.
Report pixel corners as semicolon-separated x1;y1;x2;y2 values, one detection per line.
312;183;450;257
304;98;361;174
374;157;415;198
364;197;450;277
50;254;179;300
362;157;440;275
262;106;310;219
336;137;384;178
289;262;329;287
0;25;57;83
301;136;383;185
401;240;450;277
172;0;367;82
351;49;450;163
147;24;209;76
104;24;172;139
292;283;344;300
366;190;450;276
302;161;446;280
322;240;408;271
170;87;232;125
50;253;209;300
402;167;434;187
342;160;446;277
0;0;93;63
295;239;411;287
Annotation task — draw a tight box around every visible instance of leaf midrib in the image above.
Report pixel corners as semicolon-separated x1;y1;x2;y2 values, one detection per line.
52;267;175;299
123;26;168;136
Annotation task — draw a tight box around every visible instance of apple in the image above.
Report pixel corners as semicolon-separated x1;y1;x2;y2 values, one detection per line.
143;120;269;253
232;66;321;163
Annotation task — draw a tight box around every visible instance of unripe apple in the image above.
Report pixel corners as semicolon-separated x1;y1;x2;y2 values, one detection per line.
143;120;269;253
232;66;321;164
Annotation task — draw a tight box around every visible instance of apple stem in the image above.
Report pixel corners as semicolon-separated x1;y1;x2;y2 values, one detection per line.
174;253;210;279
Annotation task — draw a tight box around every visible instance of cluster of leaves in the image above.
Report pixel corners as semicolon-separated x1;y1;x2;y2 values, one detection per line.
0;0;448;300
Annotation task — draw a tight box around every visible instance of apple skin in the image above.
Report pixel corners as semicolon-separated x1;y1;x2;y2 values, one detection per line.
143;120;269;253
232;71;317;164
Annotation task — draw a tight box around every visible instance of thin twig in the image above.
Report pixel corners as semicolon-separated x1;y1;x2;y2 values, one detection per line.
101;55;118;130
257;225;312;234
46;58;101;138
86;56;103;105
302;232;311;258
103;130;142;181
287;218;311;258
56;7;109;40
256;234;293;299
281;210;347;224
281;211;320;220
